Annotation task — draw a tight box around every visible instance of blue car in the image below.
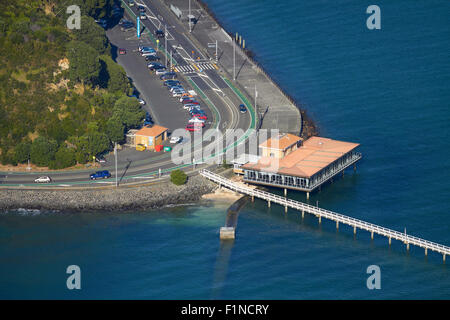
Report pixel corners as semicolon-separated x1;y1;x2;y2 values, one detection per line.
90;170;111;180
144;112;152;126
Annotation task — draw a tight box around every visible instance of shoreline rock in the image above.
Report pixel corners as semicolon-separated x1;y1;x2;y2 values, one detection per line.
0;175;218;212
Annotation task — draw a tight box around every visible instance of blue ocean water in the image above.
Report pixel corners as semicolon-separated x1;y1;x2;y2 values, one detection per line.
1;0;449;299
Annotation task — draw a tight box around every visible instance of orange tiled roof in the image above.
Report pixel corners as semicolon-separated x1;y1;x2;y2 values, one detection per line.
242;136;359;178
259;133;302;150
135;125;168;137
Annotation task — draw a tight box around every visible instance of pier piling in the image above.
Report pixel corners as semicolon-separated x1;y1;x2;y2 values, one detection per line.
267;200;271;208
353;227;357;235
389;237;392;246
284;188;287;197
336;221;339;230
318;216;321;224
371;231;374;240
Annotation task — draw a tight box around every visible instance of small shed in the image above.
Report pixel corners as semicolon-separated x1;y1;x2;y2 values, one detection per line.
134;125;168;150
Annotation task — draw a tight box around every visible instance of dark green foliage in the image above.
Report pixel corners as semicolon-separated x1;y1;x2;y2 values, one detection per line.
0;0;145;168
113;96;146;129
99;55;130;93
67;40;101;85
106;116;125;144
51;145;77;169
30;137;58;167
14;141;31;164
170;170;188;186
73;16;109;54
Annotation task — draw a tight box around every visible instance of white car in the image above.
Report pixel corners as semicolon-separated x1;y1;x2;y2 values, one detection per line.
34;176;52;183
189;117;205;123
138;98;145;105
170;136;182;144
155;69;167;75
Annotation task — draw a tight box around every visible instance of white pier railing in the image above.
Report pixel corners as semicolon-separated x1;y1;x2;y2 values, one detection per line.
200;169;450;261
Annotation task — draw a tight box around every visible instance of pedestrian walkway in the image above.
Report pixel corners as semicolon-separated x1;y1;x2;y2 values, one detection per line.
174;62;217;73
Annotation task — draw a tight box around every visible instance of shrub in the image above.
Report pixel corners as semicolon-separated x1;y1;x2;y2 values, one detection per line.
170;169;187;186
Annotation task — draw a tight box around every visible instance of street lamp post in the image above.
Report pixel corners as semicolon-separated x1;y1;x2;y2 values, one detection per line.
114;142;118;188
164;24;167;67
233;39;235;80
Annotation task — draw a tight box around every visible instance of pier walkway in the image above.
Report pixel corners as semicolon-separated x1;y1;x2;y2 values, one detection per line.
200;169;450;262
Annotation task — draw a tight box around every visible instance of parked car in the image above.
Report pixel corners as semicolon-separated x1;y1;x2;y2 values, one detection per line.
163;80;180;86
160;72;177;80
142;51;157;57
128;0;135;6
172;90;186;97
34;176;52;183
145;55;160;62
136;144;146;151
139;11;147;19
180;95;194;102
138;98;145;105
138;5;145;12
144;112;152;126
139;45;154;52
191;113;207;121
95;157;107;163
169;85;184;92
119;48;126;55
120;23;134;31
239;104;247;113
170;136;182;144
189;117;206;124
182;99;198;105
155;69;167;75
90;170;111;180
155;29;164;38
185;123;202;132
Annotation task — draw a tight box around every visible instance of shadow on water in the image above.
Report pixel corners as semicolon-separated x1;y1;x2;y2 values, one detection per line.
210;196;248;298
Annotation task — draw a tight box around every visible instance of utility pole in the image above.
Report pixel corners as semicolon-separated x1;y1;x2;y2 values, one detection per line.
255;84;258;129
188;0;192;33
215;39;218;63
114;142;118;188
164;24;167;67
170;50;173;70
233;39;236;80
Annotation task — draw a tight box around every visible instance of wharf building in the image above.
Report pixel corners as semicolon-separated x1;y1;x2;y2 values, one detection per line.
237;134;362;198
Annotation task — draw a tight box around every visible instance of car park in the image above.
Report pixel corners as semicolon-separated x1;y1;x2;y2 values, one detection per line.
119;48;126;55
170;136;182;144
239;104;247;113
34;176;52;183
90;170;111;180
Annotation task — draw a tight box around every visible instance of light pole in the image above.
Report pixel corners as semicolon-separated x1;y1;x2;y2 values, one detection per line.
164;24;168;67
254;84;258;130
188;0;192;33
215;40;218;63
114;142;118;188
233;39;236;80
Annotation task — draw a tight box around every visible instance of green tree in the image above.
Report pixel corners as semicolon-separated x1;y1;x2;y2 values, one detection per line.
99;55;129;93
52;145;77;169
170;169;187;186
30;137;58;167
113;96;145;129
105;116;125;144
67;40;101;85
14;141;31;164
73;16;109;54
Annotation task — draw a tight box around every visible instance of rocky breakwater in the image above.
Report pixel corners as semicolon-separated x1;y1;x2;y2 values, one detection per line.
0;175;218;212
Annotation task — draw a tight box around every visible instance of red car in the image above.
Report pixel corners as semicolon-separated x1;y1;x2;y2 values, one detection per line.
119;48;126;55
182;99;199;105
185;123;202;132
191;114;207;120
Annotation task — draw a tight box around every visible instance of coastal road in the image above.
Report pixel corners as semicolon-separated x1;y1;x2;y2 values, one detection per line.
0;0;255;188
